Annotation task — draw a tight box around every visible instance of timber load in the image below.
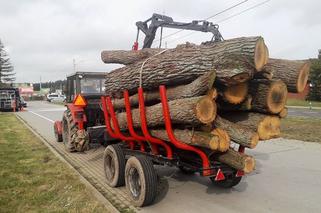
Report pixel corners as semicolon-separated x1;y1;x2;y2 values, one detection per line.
100;36;310;174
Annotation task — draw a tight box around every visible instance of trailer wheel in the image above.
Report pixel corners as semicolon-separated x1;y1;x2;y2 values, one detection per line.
103;144;126;187
62;109;88;152
125;156;157;207
210;174;242;188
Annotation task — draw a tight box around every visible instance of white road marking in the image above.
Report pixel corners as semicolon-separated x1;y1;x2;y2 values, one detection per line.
37;108;65;112
29;110;55;123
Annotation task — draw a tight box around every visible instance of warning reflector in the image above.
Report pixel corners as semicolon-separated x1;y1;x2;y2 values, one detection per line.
215;169;225;181
73;94;87;107
236;170;245;177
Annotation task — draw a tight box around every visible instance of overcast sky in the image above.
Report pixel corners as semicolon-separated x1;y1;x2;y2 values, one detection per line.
0;0;320;83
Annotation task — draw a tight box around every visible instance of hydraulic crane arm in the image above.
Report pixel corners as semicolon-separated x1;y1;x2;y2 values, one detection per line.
135;13;223;49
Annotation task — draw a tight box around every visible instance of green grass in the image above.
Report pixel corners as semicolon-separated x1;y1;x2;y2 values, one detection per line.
0;112;107;212
286;99;321;108
281;117;321;142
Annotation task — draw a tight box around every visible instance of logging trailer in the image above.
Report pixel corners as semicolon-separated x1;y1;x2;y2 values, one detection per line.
53;14;245;207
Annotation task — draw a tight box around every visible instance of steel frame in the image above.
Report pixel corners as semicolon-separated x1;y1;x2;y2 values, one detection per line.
100;85;245;178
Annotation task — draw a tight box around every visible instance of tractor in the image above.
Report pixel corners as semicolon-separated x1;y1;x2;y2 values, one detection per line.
54;72;107;151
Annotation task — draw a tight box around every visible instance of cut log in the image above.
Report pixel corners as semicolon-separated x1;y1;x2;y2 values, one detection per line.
258;58;310;93
150;129;229;152
207;88;218;100
217;148;255;173
278;107;288;118
114;96;217;130
221;112;281;140
220;82;248;104
104;36;268;96
214;116;259;149
217;95;252;111
101;48;163;65
211;128;230;152
112;71;216;110
249;79;288;114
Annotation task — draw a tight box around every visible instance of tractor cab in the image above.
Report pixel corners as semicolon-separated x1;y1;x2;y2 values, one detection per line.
65;72;106;103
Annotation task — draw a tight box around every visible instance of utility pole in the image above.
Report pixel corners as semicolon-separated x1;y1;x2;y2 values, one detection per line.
40;76;42;91
73;58;76;72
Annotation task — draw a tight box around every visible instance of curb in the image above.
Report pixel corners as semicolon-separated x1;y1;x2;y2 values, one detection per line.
15;114;120;213
287;105;321;110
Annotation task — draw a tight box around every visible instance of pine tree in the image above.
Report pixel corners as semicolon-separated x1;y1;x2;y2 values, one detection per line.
0;39;15;87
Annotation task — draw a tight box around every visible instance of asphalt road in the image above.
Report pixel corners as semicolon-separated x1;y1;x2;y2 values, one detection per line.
288;107;321;118
18;101;321;213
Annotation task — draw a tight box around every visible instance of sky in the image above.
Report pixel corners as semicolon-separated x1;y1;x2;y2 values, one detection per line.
0;0;320;83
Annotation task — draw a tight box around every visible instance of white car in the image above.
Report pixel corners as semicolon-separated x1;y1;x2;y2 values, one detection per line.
47;93;66;103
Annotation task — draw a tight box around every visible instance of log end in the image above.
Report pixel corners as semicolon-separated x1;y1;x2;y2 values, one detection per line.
296;62;311;93
254;38;269;71
244;156;256;174
223;82;249;104
267;80;288;114
195;97;217;124
258;116;281;140
211;128;230;152
279;107;288;118
249;133;260;149
207;88;218;100
209;136;220;151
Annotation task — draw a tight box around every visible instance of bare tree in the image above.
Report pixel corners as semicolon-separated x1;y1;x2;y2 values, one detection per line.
0;39;15;87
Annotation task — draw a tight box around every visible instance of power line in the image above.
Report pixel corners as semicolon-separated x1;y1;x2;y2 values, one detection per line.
153;0;249;44
204;0;249;20
217;0;271;23
165;0;271;45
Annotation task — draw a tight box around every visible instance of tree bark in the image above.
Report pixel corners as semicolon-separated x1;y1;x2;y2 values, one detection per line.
114;96;217;130
101;48;164;65
216;148;255;173
150;129;228;152
214;116;259;149
221;112;281;140
112;71;216;110
104;36;268;96
258;58;311;93
249;79;288;114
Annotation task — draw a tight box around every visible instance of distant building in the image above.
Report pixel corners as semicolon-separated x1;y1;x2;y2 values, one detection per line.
288;83;310;100
12;83;34;98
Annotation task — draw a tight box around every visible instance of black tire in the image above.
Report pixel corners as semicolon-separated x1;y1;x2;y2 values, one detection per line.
210;174;242;188
178;165;196;175
54;124;63;142
125;156;157;207
62;109;88;152
103;144;126;187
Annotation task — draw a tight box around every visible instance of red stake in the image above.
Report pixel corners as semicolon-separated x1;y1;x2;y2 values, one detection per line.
123;90;146;152
101;96;135;149
159;85;211;176
137;87;173;159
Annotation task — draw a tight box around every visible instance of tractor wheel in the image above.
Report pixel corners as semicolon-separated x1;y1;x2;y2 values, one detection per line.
210;173;242;188
103;144;126;187
125;156;157;207
62;109;88;152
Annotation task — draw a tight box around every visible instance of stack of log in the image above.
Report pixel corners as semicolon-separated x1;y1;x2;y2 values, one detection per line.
101;36;310;174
